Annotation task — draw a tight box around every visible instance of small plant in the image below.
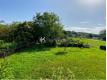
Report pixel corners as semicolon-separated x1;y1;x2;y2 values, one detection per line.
52;67;75;80
38;67;76;80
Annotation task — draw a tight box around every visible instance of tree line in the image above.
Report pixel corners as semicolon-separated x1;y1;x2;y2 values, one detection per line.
0;12;64;49
0;12;106;52
64;30;106;41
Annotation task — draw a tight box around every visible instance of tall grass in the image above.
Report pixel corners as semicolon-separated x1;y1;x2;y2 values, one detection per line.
0;39;106;79
0;60;14;79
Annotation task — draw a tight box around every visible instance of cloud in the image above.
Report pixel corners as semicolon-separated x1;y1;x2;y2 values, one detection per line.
97;24;103;26
64;26;105;34
76;0;105;11
80;21;89;24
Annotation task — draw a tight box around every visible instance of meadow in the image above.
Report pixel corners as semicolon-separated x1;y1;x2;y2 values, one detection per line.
0;38;106;79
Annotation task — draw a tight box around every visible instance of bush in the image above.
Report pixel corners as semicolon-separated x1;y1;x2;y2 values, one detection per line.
59;38;90;48
45;40;57;47
0;41;17;58
100;46;106;50
83;44;90;48
51;40;57;47
0;49;8;58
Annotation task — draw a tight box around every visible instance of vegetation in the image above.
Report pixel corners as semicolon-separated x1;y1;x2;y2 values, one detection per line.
64;30;100;39
100;46;106;50
0;39;105;79
0;12;106;79
0;12;65;52
0;60;14;79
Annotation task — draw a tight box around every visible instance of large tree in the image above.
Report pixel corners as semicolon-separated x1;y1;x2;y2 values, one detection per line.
33;12;64;41
9;21;35;49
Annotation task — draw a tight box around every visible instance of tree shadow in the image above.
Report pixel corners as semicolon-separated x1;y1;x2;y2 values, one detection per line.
0;45;52;58
15;45;52;54
55;51;67;55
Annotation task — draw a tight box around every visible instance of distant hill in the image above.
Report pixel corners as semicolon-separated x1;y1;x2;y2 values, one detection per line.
64;30;100;39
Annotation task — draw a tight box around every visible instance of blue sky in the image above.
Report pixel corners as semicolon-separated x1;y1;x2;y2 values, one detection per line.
0;0;106;34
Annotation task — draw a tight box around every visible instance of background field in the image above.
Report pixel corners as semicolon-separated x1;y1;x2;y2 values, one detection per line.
0;39;106;79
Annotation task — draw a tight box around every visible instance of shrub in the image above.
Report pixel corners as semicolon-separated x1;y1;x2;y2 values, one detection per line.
51;40;57;47
59;38;90;48
83;44;90;48
100;46;106;50
0;49;8;58
0;41;17;58
45;40;57;47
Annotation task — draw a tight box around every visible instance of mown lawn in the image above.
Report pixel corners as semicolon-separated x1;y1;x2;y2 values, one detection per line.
0;39;106;79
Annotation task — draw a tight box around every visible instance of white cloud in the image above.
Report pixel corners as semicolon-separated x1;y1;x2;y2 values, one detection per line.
77;0;105;10
80;21;89;24
64;26;105;34
97;24;103;26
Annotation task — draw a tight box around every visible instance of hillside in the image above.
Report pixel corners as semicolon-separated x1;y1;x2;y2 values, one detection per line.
0;39;106;79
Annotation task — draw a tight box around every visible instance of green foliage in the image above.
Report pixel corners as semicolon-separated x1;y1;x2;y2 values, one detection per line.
45;40;57;47
0;12;65;53
33;12;64;40
59;38;90;48
0;24;9;41
0;11;106;79
0;40;17;58
0;40;13;49
9;22;35;49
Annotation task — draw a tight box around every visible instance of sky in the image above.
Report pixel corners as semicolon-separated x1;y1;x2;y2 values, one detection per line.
0;0;106;34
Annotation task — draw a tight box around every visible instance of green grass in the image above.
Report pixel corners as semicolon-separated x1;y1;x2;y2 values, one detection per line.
0;39;106;79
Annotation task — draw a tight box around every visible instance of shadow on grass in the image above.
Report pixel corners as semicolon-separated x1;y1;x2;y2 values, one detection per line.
55;51;67;55
0;44;53;58
15;44;52;54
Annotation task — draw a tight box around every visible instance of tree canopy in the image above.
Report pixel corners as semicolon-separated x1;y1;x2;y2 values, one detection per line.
0;12;65;49
33;12;64;40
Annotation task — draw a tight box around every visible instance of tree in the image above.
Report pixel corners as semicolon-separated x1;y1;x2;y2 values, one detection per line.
0;12;65;52
33;12;64;42
9;21;35;49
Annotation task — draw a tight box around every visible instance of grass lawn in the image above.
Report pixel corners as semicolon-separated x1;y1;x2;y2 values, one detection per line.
0;39;106;79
